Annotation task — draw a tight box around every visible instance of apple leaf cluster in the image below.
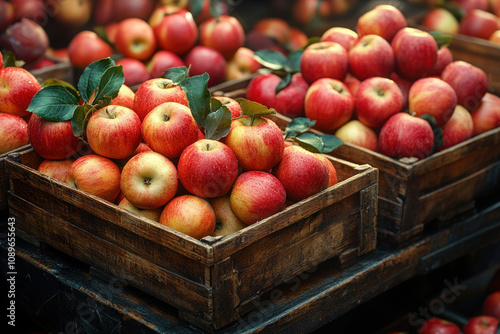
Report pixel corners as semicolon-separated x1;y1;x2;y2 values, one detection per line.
253;49;303;94
27;57;124;138
190;0;225;20
0;50;24;68
284;117;343;153
430;31;454;49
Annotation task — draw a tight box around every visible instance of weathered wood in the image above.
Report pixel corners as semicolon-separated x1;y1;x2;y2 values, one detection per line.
29;60;74;85
0;145;31;214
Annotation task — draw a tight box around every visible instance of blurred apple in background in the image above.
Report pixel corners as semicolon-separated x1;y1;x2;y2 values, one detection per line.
37;158;75;183
452;0;489;12
491;0;500;16
114;18;156;61
0;18;49;65
244;30;286;55
300;41;348;84
356;4;407;42
225;47;261;81
146;50;185;78
470;92;500;135
0;113;29;154
420;317;461;334
116;57;151;87
68;31;114;69
428;46;454;76
51;0;92;27
252;17;290;47
287;27;308;51
490;30;500;43
422;8;460;34
348;34;395;80
11;0;46;22
199;15;245;60
334;120;378;152
304;77;354;131
320;26;358;52
463;315;498;334
0;1;15;31
210;195;247;238
437;105;474;151
483;291;500;319
292;0;332;25
184;45;227;87
93;0;114;25
459;9;500;40
0;66;41;118
114;0;154;22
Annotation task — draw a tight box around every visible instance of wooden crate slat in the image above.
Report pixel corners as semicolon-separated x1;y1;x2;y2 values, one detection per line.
0;145;31;212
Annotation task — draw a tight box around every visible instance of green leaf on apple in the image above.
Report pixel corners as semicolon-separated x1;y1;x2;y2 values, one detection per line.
419;114;444;152
93;25;114;47
429;31;453;49
178;72;211;128
92;65;124;106
189;0;205;20
27;84;80;122
78;57;118;103
71;104;95;137
1;51;25;68
292;133;343;153
319;134;344;153
284;117;316;137
253;50;288;71
163;66;191;84
235;98;277;118
276;73;292;94
286;50;303;73
204;103;232;141
208;0;224;19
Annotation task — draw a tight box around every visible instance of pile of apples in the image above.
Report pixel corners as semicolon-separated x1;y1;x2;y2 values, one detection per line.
245;4;500;161
25;58;338;241
420;0;500;44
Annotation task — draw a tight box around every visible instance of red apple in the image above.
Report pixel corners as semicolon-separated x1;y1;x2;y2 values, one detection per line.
0;113;29;154
0;18;49;65
483;291;500;319
252;17;290;47
113;0;154;22
422;8;460;34
210;195;247;237
459;9;500;40
320;26;359;52
304;77;355;131
420;317;461;334
390;72;413;112
300;41;349;85
0;1;15;31
114;18;156;61
133;77;188;122
213;96;242;118
452;0;490;12
151;6;198;56
318;153;339;187
46;47;69;62
437;105;474;151
379;112;435;160
470;92;500;135
348;34;395;80
184;45;227;87
229;171;287;225
491;0;500;16
66;154;121;203
428;46;454;77
120;151;178;210
344;73;361;96
463;316;499;334
146;50;185;78
141;102;200;159
244;30;286;54
51;0;92;27
27;57;56;71
37;158;75;183
356;77;403;129
288;27;309;51
115;57;151;87
86;105;142;160
245;72;309;118
92;0;114;26
272;145;330;202
111;84;135;110
330;0;358;17
391;27;438;81
441;60;489;112
490;30;500;44
28;114;85;160
68;31;114;69
118;197;163;222
225;116;285;172
159;194;216;240
225;47;261;81
409;77;458;126
356;4;407;42
0;66;41;117
334;120;378;151
292;0;332;25
199;15;245;60
11;0;46;22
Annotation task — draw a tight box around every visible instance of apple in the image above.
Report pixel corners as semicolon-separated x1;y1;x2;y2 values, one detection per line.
111;84;135;110
348;34;395;80
391;27;438;81
409;77;458;126
330;0;358;17
46;47;69;62
320;26;359;52
66;154;121;203
225;116;285;172
146;50;185;78
318;154;339;187
288;27;309;51
428;46;454;77
229;171;287;225
0;113;29;154
11;0;46;22
159;194;216;240
0;0;15;31
0;18;49;65
344;73;361;96
300;41;349;85
379;112;435;160
356;4;407;42
272;145;330;202
141;102;200;159
441;60;489;112
225;47;261;81
210;195;247;237
184;45;227;87
422;8;460;34
37;158;75;183
420;318;461;334
86;105;142;160
27;57;56;71
463;316;499;334
113;0;155;22
28;114;85;160
0;66;41;117
151;6;198;56
459;9;500;40
120;151;178;210
92;0;114;26
355;77;403;129
252;17;290;47
51;0;92;27
133;77;188;122
213;96;242;118
452;0;490;12
244;30;286;54
115;57;151;87
199;15;245;60
68;31;114;69
470;92;500;135
390;72;413;112
437;105;474;151
245;72;309;118
490;30;500;43
114;18;156;61
292;0;332;25
118;197;163;222
491;0;500;16
334;120;378;151
483;291;500;319
304;77;355;131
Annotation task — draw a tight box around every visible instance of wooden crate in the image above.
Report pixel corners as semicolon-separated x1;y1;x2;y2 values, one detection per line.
5;147;378;332
0;145;30;215
29;60;74;86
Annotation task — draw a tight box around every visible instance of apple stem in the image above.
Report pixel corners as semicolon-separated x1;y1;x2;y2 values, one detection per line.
106;106;117;119
250;115;256;126
144;178;151;186
164;114;170;122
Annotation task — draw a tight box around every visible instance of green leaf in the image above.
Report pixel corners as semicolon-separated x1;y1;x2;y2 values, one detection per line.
429;31;453;49
286;50;303;73
92;65;124;106
93;25;113;46
253;50;288;70
78;58;116;103
2;51;24;68
41;78;80;101
204;105;232;141
178;73;211;128
420;114;444;152
71;104;94;137
292;133;324;153
235;98;277;117
284;117;316;138
209;0;223;19
162;66;190;84
27;85;80;122
275;72;292;95
189;0;205;20
318;134;343;153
